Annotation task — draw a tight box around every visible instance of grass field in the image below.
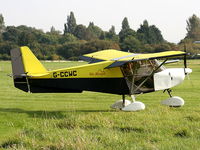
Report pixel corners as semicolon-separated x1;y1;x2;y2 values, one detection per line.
0;60;200;150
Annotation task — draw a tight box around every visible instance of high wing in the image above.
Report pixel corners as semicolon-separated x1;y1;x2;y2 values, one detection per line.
80;49;186;68
80;49;131;63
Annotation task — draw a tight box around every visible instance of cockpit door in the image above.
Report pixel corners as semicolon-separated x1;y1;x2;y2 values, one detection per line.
121;60;163;94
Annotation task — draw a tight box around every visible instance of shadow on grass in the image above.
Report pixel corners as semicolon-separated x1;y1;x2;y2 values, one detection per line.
0;108;66;119
114;127;145;133
74;109;117;112
0;108;117;119
0;139;22;149
174;129;190;138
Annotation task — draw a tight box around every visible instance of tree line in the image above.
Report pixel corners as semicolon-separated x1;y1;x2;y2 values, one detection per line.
0;12;200;60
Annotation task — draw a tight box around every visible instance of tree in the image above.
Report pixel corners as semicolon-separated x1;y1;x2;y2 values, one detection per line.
86;22;103;40
148;25;164;44
0;14;5;34
154;43;172;52
119;17;136;42
122;17;130;30
18;31;36;46
0;41;17;55
120;35;141;52
137;20;164;44
119;28;136;42
57;41;84;59
49;26;61;35
106;26;119;42
64;12;77;35
59;33;77;44
2;26;20;43
108;26;116;35
186;14;200;40
99;31;106;40
81;40;120;54
45;26;62;44
137;20;149;44
74;24;87;40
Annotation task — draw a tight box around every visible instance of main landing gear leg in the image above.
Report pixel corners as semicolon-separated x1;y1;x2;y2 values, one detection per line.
161;89;185;107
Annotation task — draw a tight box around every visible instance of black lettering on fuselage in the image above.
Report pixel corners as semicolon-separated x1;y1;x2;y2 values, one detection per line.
65;72;68;77
53;72;57;78
68;71;73;76
73;71;77;76
60;72;65;77
53;70;77;78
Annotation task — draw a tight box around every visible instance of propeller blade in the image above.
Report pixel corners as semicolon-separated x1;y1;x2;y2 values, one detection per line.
184;54;187;68
184;44;187;74
183;44;193;86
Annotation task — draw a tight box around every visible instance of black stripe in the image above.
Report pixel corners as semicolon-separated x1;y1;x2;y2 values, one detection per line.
28;78;130;95
14;77;29;92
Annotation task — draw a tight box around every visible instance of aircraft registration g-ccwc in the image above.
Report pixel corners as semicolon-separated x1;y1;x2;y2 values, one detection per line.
10;46;192;111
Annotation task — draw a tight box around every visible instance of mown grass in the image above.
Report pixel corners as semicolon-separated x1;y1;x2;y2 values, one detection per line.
0;60;200;149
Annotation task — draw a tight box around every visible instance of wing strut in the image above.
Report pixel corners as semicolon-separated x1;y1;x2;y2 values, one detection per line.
132;59;168;94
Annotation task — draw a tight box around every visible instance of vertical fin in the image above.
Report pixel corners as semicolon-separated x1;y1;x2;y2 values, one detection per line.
20;46;47;75
10;46;47;92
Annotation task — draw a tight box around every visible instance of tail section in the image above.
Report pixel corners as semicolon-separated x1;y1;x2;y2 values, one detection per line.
16;46;47;75
10;46;47;92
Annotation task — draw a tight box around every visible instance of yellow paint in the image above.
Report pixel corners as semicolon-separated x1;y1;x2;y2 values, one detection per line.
20;46;47;75
120;51;185;61
84;49;131;61
30;60;123;79
83;49;185;61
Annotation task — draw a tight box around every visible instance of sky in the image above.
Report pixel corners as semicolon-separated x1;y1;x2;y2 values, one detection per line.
1;0;200;43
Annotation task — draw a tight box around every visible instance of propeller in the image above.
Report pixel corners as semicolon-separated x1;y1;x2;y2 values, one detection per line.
184;44;187;74
183;44;193;87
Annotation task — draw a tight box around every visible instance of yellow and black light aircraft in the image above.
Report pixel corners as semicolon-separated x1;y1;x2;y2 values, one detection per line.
10;46;192;111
